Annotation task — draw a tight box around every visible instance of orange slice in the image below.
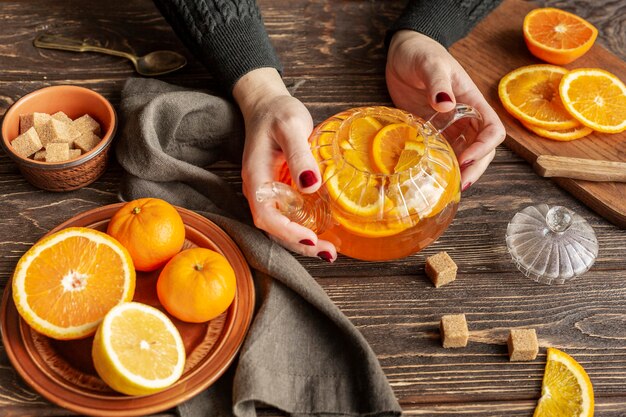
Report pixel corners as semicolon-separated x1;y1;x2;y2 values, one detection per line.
314;119;342;162
534;348;594;417
371;123;419;174
394;137;426;172
323;162;386;217
348;116;382;151
334;211;410;238
521;121;593;141
92;302;185;395
12;227;135;340
559;68;626;133
523;8;597;65
342;116;382;171
499;65;580;130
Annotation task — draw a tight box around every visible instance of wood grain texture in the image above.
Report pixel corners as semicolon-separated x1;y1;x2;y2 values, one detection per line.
0;0;625;416
535;155;626;182
450;0;626;227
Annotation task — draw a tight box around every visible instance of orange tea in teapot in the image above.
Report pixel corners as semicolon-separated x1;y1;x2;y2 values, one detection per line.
260;106;481;261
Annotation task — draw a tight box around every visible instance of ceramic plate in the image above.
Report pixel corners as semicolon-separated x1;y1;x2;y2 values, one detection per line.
1;203;255;416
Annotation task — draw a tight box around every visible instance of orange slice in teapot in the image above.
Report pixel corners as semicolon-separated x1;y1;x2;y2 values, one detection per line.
371;123;419;174
323;162;389;217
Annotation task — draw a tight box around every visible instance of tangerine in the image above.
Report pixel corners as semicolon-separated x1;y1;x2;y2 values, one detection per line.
157;247;236;323
107;198;185;272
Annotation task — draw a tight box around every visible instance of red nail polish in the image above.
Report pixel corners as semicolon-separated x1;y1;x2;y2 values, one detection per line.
317;251;333;262
436;92;452;103
299;170;318;188
460;160;474;171
300;239;314;246
462;182;472;192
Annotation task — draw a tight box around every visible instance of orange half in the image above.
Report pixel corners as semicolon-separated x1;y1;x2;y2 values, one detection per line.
12;227;135;340
523;8;597;65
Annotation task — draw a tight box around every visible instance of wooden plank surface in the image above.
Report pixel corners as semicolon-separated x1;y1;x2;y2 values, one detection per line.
451;0;626;227
0;0;625;416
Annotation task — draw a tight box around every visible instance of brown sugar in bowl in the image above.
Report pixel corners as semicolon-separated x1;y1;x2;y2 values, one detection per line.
1;85;117;192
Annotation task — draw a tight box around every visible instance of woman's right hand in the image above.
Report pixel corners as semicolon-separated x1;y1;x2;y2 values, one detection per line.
233;68;337;262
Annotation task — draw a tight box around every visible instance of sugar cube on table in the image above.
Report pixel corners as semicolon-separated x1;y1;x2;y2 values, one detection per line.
38;119;81;146
507;329;538;361
11;127;43;158
425;251;458;288
51;111;73;124
440;314;469;348
19;112;50;135
74;132;101;153
73;114;101;136
45;142;70;163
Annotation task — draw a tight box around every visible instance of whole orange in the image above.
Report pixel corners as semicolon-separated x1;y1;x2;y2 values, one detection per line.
107;198;185;272
157;247;236;323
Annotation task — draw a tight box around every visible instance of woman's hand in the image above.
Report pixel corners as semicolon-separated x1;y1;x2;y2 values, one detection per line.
386;30;506;191
233;68;336;262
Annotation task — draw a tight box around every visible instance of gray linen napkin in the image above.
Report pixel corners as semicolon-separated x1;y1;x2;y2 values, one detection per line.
115;78;402;417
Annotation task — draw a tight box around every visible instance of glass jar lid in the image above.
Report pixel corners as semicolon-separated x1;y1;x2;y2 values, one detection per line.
506;204;598;285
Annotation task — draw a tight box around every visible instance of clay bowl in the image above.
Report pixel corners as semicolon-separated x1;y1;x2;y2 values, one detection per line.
0;85;117;191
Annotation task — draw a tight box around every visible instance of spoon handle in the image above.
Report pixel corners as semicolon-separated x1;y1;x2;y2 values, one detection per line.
33;33;136;62
535;155;626;182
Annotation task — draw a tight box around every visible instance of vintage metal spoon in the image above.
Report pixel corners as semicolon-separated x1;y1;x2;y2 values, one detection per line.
33;33;187;77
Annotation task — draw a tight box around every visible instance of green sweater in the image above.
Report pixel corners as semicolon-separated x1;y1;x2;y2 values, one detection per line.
154;0;502;92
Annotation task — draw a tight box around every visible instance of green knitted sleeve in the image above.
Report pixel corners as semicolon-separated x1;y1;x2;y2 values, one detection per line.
388;0;503;48
154;0;282;93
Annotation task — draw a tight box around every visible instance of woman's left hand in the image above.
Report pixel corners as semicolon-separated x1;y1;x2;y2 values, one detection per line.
386;30;506;191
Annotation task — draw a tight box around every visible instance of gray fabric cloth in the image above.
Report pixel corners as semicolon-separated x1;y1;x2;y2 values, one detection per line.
115;78;402;417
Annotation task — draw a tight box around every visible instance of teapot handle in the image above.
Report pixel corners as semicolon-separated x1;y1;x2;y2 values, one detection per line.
422;103;483;152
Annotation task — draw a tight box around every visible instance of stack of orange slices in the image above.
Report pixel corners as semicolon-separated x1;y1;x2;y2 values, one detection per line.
499;65;626;140
499;8;626;140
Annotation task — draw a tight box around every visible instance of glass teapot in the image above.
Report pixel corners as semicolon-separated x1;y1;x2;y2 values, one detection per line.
257;105;482;261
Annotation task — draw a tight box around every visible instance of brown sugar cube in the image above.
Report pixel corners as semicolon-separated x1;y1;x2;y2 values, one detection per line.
10;127;43;158
38;119;81;146
73;114;101;136
68;149;82;160
33;150;47;161
425;251;457;288
19;112;50;134
74;132;101;153
44;142;70;163
507;329;538;361
440;314;469;348
51;111;73;124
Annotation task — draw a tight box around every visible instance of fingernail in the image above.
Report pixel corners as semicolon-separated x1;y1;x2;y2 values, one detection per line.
460;160;474;171
462;182;472;192
317;251;333;262
436;92;452;103
299;170;318;188
300;239;315;246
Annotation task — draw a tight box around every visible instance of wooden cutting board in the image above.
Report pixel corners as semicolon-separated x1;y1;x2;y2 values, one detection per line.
450;0;626;228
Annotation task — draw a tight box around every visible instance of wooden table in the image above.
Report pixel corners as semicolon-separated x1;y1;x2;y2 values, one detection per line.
1;1;625;416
